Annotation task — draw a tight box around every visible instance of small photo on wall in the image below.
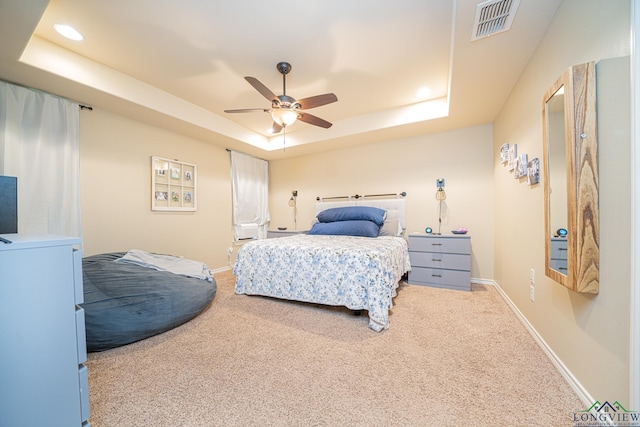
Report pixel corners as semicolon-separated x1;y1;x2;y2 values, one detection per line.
500;143;509;163
508;144;517;171
514;153;528;179
528;158;540;185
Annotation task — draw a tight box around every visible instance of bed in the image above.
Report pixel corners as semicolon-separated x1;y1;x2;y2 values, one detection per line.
81;251;216;351
233;198;411;331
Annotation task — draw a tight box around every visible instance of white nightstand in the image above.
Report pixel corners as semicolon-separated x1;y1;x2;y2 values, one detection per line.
407;233;471;291
267;229;308;238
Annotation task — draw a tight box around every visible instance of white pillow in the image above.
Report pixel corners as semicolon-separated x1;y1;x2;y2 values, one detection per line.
379;218;403;237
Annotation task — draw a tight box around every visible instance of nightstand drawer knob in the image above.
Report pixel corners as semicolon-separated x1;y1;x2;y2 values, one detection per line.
432;274;442;278
431;243;442;246
432;258;442;262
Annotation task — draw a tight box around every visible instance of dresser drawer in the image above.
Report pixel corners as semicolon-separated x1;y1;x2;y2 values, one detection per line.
409;251;470;271
73;248;84;304
408;267;471;291
78;364;90;422
550;258;568;273
76;307;87;364
550;239;568;260
408;236;470;254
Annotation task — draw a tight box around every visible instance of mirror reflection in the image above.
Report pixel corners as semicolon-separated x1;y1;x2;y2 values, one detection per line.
546;87;568;276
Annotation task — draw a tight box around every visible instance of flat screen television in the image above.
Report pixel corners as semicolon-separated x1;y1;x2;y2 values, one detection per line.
0;176;18;234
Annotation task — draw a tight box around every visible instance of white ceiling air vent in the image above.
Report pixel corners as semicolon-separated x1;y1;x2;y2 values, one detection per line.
471;0;521;41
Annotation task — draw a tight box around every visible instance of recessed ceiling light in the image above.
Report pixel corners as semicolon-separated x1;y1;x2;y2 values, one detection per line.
416;87;432;100
54;24;84;41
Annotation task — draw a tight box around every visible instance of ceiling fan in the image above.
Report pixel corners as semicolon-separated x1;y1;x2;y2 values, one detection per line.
224;62;338;133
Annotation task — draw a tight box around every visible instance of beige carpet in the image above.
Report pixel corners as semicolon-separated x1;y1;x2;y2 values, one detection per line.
86;271;583;426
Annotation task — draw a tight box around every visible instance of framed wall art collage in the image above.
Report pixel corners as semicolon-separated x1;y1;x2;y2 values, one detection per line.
499;143;539;186
151;156;197;211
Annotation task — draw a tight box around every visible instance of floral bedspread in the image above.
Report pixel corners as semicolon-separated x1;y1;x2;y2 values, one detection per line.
233;234;411;331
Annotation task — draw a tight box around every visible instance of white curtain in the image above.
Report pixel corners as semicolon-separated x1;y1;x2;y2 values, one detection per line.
0;81;81;237
230;150;269;240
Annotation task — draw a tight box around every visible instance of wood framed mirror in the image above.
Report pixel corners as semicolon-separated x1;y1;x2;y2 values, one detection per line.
542;62;599;293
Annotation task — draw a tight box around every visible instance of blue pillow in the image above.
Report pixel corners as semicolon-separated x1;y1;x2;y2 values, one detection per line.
317;206;386;226
308;220;381;237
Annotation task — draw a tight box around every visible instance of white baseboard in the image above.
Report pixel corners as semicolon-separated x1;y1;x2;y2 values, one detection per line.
474;278;594;407
470;277;495;286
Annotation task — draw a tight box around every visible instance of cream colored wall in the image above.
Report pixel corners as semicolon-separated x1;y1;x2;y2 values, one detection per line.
79;108;233;270
269;124;495;280
493;0;631;403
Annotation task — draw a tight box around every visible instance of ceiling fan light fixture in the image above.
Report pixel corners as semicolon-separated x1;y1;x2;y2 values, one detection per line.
271;109;298;127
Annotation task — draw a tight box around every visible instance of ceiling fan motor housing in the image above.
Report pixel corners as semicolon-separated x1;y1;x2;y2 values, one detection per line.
273;95;300;110
277;62;292;75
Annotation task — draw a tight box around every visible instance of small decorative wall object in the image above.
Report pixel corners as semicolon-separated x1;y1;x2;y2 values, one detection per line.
507;144;517;171
512;156;522;178
527;158;540;185
514;153;528;179
500;143;509;163
151;156;197;211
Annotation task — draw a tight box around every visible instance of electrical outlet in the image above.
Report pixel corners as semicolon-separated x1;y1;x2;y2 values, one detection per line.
530;268;535;283
530;285;535;302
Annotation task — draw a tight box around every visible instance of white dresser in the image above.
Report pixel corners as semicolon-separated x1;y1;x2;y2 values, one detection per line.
0;234;90;426
407;233;471;291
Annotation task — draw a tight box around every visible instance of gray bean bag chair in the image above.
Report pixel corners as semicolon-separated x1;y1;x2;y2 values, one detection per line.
81;252;216;352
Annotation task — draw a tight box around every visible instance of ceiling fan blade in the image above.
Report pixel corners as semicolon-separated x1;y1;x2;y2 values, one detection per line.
245;77;278;102
298;112;333;129
270;122;283;134
224;108;270;113
296;93;338;110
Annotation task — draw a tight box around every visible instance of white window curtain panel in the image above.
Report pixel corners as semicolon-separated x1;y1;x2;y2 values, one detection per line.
230;150;270;240
0;81;81;237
